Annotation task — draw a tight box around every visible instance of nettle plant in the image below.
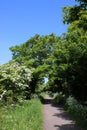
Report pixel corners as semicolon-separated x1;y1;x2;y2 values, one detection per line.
0;61;32;104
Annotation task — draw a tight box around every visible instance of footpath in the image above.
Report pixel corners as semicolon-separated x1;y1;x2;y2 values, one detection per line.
43;94;82;130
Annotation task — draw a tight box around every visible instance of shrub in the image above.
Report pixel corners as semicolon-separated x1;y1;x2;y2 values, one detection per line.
0;62;32;104
65;96;78;112
66;96;87;129
53;92;66;105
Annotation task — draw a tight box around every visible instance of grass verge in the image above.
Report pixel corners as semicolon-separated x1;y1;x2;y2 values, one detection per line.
0;99;43;130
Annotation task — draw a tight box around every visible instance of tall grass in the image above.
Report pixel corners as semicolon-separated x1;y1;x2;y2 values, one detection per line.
0;99;43;130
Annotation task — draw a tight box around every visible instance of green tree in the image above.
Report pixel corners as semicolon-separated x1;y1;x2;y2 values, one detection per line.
53;0;87;101
10;34;58;93
62;0;87;24
46;0;87;101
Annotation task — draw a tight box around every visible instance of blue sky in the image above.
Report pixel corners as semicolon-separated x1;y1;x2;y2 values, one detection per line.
0;0;77;64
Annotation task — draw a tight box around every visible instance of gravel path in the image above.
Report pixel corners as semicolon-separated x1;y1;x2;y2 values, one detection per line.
43;95;82;130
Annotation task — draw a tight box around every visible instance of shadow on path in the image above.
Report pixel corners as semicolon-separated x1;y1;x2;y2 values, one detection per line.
53;111;72;121
54;124;80;130
39;95;54;104
42;94;81;130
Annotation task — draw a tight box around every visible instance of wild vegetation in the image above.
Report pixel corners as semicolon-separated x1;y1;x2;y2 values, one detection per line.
0;99;43;130
0;0;87;129
53;92;87;130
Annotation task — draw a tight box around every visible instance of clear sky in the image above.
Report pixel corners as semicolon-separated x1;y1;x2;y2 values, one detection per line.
0;0;77;64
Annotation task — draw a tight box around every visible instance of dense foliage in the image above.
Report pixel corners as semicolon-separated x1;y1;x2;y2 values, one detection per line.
9;34;59;93
0;0;87;104
47;0;87;101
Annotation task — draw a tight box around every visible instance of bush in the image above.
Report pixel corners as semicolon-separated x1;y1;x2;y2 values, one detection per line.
53;92;66;105
0;62;32;104
65;96;78;112
66;96;87;129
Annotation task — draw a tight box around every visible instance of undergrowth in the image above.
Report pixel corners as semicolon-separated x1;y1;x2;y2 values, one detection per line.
0;99;43;130
66;96;87;130
53;92;87;130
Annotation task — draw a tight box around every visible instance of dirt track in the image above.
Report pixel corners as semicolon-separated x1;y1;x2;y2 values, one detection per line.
43;95;82;130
